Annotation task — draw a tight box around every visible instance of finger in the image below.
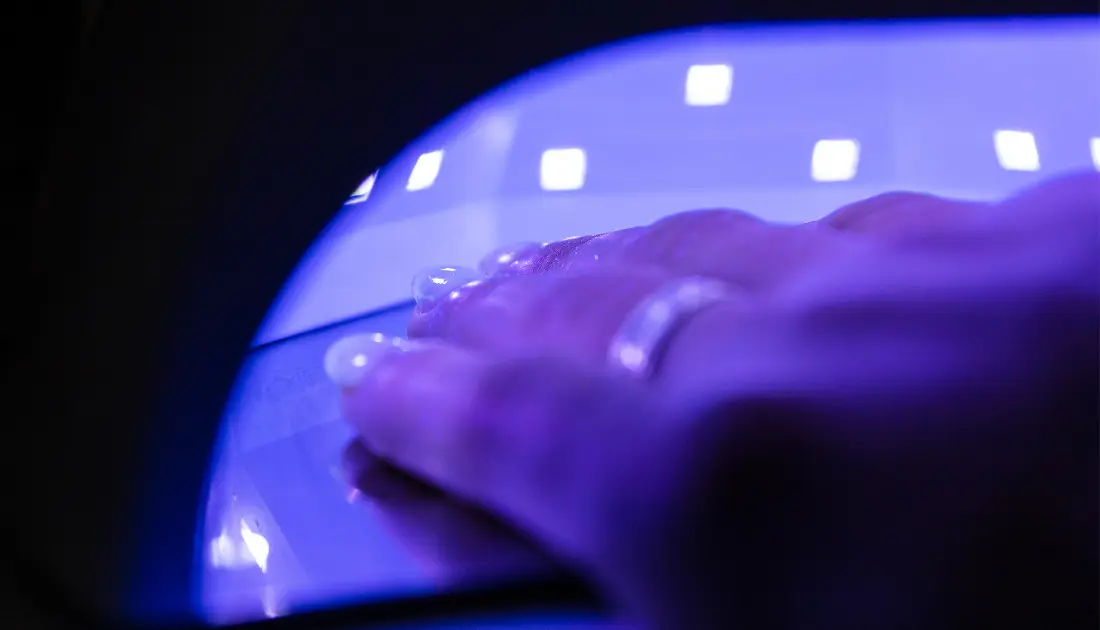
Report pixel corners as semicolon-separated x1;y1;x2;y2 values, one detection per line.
478;235;605;276
407;264;683;363
333;337;668;562
409;236;609;310
403;199;984;362
819;192;989;236
473;197;987;296
482;210;854;292
620;211;849;291
406;235;609;309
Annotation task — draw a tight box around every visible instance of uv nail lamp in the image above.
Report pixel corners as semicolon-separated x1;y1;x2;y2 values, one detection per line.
19;5;1098;630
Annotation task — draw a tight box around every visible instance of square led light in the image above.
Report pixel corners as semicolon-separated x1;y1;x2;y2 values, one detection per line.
811;139;860;182
1090;137;1100;171
346;172;377;204
540;148;587;191
407;150;444;191
994;130;1040;172
685;64;733;107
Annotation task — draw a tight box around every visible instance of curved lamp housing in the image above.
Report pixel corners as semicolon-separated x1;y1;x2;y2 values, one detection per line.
18;2;1098;629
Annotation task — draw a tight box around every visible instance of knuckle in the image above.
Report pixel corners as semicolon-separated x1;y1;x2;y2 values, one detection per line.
474;356;603;461
565;228;645;270
643;207;762;248
449;397;503;461
651;208;761;230
644;208;843;290
824;192;968;235
641;208;761;252
438;365;517;485
545;270;668;356
475;357;591;422
642;209;762;251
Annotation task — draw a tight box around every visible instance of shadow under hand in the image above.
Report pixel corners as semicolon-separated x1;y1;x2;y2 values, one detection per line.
341;439;570;588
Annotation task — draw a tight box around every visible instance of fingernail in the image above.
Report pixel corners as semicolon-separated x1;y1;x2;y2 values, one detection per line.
477;241;541;276
329;464;364;503
323;332;405;389
411;266;482;309
340;439;442;503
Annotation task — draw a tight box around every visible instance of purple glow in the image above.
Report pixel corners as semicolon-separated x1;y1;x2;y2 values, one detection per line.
202;18;1100;625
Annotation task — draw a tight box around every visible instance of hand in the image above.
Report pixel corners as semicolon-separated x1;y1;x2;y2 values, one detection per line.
327;172;1098;629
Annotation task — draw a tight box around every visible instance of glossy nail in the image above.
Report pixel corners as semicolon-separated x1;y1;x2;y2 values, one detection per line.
411;266;483;309
323;332;406;389
477;241;542;276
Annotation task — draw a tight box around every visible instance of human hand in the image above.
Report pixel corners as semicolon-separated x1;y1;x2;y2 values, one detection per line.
326;172;1098;629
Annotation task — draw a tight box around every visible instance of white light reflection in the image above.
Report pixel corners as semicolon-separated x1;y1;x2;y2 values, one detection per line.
210;532;237;567
540;148;587;191
407;150;444;191
994;130;1040;172
1090;138;1100;171
345;173;377;204
811;139;860;182
208;518;271;573
239;520;270;573
685;64;733;106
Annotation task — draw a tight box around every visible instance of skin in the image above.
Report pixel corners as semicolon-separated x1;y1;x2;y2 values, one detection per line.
339;171;1099;629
